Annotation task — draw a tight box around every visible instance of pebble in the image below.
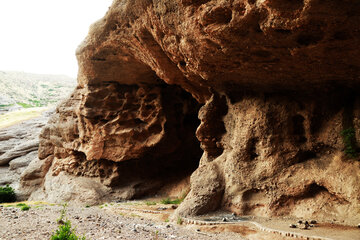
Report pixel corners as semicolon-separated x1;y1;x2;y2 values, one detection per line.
289;224;297;228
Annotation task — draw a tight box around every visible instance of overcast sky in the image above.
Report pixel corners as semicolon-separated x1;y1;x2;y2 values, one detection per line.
0;0;113;78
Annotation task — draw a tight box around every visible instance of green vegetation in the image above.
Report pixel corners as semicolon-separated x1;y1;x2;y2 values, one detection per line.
177;217;183;225
145;201;157;206
21;204;31;211
17;203;30;211
51;203;86;240
0;185;16;203
51;220;86;240
341;128;358;158
153;230;160;240
16;102;33;108
0;104;14;108
57;203;68;224
160;197;183;205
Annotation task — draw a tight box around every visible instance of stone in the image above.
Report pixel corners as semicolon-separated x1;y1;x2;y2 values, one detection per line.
310;220;317;225
289;224;297;228
9;151;37;170
20;0;360;226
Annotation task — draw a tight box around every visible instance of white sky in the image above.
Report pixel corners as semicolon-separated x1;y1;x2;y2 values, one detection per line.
0;0;113;78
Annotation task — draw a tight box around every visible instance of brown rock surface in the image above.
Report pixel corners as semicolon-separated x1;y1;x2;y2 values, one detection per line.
22;0;360;226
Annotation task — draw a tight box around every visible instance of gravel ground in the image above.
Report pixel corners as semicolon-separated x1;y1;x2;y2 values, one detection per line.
0;204;242;240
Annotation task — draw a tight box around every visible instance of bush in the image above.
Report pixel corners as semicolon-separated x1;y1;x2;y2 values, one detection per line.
51;203;86;240
51;220;85;240
0;185;16;203
341;128;358;158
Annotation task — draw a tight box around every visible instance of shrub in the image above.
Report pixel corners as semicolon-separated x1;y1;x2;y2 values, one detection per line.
51;203;86;240
341;128;358;158
51;220;86;240
0;185;16;203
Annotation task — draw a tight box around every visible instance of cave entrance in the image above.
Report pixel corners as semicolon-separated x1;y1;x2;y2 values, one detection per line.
108;84;203;200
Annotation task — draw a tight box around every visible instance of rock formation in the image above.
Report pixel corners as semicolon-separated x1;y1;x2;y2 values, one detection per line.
0;110;53;199
22;0;360;225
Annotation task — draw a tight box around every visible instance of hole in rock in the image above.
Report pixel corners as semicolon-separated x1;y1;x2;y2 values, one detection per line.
179;61;187;67
247;137;259;160
291;114;307;144
292;150;317;164
296;32;323;46
202;7;232;25
301;183;329;199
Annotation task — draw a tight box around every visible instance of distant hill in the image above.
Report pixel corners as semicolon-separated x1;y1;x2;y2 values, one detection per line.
0;71;76;114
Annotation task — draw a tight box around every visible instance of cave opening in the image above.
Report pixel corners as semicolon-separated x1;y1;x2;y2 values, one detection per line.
105;84;203;199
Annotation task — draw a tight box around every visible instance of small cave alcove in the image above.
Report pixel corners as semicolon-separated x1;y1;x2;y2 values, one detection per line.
106;85;203;199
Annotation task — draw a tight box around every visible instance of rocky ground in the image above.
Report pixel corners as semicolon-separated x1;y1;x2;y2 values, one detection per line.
0;202;248;240
1;200;358;240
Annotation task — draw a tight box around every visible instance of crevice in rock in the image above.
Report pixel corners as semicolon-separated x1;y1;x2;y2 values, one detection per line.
246;137;259;160
291;114;307;144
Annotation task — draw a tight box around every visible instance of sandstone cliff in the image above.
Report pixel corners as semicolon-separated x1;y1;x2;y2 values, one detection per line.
21;0;360;225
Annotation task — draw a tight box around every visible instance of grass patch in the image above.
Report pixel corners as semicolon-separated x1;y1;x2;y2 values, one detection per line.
160;198;183;205
145;201;157;206
21;205;30;211
16;102;33;108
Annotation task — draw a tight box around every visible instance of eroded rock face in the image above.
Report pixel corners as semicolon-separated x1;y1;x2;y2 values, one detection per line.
22;0;360;224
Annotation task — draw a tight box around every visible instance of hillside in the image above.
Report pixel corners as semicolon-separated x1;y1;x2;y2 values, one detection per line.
0;71;76;114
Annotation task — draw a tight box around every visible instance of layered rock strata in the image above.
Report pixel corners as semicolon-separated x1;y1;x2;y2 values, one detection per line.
0;110;53;199
22;0;360;225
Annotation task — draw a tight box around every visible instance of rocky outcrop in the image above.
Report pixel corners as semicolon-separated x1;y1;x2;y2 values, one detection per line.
22;0;360;225
0;110;53;199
